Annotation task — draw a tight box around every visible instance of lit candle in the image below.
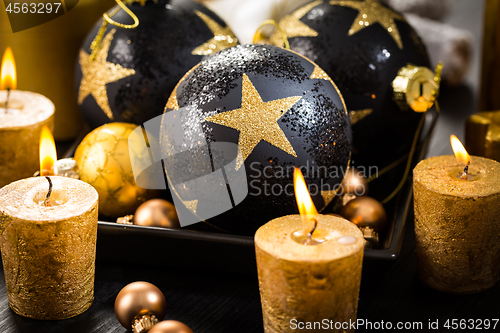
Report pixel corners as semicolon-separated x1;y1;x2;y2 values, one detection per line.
255;169;364;333
0;47;55;187
413;135;500;294
0;138;98;319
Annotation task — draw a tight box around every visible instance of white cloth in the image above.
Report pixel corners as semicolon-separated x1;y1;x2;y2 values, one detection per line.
201;0;311;44
405;13;473;86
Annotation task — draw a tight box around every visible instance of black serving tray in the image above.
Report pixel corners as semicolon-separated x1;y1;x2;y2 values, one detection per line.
67;110;437;274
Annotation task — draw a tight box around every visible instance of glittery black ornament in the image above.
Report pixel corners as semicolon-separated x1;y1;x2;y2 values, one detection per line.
272;0;432;200
160;44;351;235
76;0;238;129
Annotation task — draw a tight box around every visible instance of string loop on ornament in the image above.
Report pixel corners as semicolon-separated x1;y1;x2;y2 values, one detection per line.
90;0;139;61
253;20;290;50
103;0;139;29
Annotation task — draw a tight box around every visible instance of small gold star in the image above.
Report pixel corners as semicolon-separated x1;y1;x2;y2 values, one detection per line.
271;0;322;47
306;62;348;117
330;0;405;49
192;10;238;56
78;29;136;120
310;64;335;87
321;188;340;206
350;108;373;125
205;74;301;169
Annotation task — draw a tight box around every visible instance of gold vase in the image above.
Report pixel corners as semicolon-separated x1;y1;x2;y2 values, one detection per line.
0;0;116;140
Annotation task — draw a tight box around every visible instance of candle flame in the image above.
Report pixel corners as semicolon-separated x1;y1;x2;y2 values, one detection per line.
1;47;16;90
294;168;318;231
450;135;470;165
40;126;57;176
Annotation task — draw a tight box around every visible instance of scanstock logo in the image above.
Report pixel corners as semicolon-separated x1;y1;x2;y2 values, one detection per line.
4;0;79;33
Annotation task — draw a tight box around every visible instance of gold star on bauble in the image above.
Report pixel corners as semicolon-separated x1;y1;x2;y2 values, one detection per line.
192;10;238;56
330;0;405;49
350;108;373;125
78;29;135;120
307;62;348;117
205;74;301;169
271;0;322;47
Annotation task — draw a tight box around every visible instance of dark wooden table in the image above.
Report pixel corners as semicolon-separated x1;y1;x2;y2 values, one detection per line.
2;1;498;332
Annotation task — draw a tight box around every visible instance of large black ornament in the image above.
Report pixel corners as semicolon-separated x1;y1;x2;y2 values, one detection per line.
272;0;434;200
160;44;351;235
76;0;238;129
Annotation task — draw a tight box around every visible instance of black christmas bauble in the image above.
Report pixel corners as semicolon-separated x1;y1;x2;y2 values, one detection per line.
160;44;351;235
272;0;434;200
76;0;238;129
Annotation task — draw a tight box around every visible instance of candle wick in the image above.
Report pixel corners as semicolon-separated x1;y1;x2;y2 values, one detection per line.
44;176;53;206
461;161;470;180
306;217;318;245
5;88;10;113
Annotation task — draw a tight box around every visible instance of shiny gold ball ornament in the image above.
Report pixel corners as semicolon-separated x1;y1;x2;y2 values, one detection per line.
341;196;387;232
74;123;157;218
149;321;194;333
135;199;180;228
340;167;368;196
115;282;167;333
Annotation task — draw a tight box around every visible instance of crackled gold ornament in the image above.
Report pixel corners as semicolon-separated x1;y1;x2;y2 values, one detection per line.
0;176;98;319
74;123;157;218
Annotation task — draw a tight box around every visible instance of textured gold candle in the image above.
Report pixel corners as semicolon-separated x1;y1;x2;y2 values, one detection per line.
255;215;364;333
0;90;54;187
0;176;98;319
413;155;500;294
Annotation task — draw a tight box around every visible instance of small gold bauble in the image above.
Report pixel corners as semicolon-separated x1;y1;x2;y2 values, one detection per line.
134;199;180;229
149;320;194;333
115;282;167;331
340;167;368;196
340;196;387;232
74;123;157;218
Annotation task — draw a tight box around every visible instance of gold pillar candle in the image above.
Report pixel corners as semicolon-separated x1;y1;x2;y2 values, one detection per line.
255;215;364;333
0;0;116;140
0;90;54;187
413;155;500;294
0;176;99;319
465;110;500;162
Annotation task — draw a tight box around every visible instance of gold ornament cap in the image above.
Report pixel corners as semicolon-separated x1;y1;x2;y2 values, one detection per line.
392;62;442;112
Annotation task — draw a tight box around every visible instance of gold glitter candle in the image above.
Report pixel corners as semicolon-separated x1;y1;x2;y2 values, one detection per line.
0;90;54;187
465;110;500;162
0;176;99;319
413;155;500;294
0;0;117;140
255;215;364;333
